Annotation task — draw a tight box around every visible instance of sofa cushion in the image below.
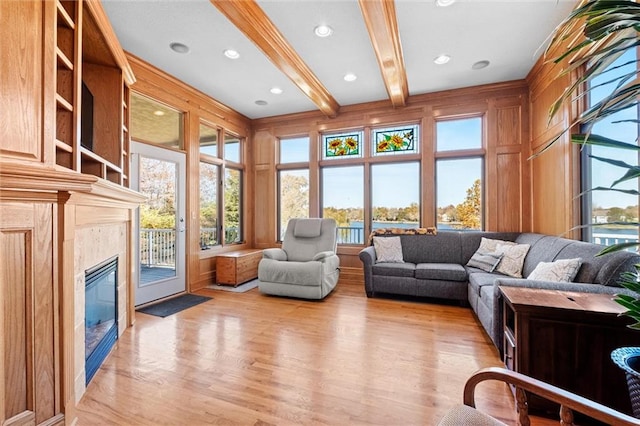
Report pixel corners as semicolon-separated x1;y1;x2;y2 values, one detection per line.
519;235;572;278
400;232;462;264
528;258;582;282
415;263;467;281
469;272;499;297
495;243;530;278
373;236;404;263
372;262;416;278
554;240;610;284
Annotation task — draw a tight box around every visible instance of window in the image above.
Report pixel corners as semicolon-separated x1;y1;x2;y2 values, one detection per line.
199;123;218;157
323;131;363;159
436;116;484;231
224;132;241;163
130;92;183;149
436;117;482;151
199;123;244;249
279;169;309;238
280;136;309;163
322;166;364;244
372;162;420;229
199;162;218;249
372;125;419;156
436;158;483;230
224;168;242;244
277;136;310;239
583;49;639;246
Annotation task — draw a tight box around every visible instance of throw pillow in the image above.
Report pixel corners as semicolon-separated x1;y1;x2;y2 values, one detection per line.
477;237;516;253
528;258;583;282
494;243;530;278
373;236;404;263
466;249;504;273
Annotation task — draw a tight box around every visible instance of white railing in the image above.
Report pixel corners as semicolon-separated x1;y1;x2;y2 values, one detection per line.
337;226;364;244
592;232;638;250
140;229;175;267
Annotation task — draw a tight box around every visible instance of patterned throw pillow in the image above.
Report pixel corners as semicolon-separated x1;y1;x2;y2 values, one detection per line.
528;258;583;282
477;237;516;253
373;236;404;263
466;249;504;273
494;243;530;278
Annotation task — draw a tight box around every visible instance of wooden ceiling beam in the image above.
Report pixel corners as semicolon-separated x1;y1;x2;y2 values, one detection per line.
210;0;340;118
358;0;408;108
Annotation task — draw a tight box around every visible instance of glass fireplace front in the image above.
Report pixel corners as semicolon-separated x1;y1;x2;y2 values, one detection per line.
85;256;118;384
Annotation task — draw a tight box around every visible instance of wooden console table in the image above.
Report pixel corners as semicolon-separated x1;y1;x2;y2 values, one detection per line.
500;286;639;417
215;249;263;286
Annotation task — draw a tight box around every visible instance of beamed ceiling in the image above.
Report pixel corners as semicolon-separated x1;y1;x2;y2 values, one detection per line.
103;0;577;120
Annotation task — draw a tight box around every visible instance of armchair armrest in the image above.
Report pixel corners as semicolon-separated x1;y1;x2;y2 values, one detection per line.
263;248;287;261
463;367;640;425
312;251;336;261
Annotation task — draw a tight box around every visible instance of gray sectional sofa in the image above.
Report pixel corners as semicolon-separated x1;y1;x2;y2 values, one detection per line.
359;231;639;352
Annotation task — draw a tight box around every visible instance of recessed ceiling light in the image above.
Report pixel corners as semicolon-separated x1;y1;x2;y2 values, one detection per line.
434;54;451;65
270;87;283;95
169;42;190;54
255;100;268;106
223;49;240;59
436;0;456;7
153;110;165;116
472;60;490;70
314;25;333;38
344;73;357;82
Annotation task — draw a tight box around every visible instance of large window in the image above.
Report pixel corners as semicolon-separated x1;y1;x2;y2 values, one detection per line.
199;122;244;248
372;162;420;229
583;49;639;246
278;136;310;239
436;158;483;230
322;166;364;244
436;117;484;230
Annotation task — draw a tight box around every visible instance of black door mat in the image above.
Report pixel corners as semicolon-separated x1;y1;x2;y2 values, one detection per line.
137;294;212;318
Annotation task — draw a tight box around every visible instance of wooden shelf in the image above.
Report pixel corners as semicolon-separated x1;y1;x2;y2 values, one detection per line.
56;1;75;29
55;92;73;113
55;139;73;153
56;47;74;71
51;1;134;187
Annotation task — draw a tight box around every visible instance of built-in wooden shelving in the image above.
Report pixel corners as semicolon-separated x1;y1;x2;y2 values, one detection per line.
54;0;134;187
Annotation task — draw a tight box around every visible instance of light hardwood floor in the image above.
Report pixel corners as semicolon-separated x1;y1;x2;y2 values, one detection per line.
75;283;556;425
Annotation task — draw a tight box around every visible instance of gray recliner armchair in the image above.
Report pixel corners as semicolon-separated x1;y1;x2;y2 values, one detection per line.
258;218;340;299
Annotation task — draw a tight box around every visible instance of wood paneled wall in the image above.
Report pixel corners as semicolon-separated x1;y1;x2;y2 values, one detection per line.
251;81;532;267
527;41;581;238
126;55;253;291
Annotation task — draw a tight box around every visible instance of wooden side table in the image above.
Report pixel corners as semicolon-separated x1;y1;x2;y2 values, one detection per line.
500;286;639;417
215;249;263;286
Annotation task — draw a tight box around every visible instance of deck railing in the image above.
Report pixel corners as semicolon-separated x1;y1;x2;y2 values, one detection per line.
337;226;364;244
592;232;638;250
141;227;239;267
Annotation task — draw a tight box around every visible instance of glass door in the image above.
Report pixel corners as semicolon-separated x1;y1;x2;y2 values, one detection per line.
131;141;186;305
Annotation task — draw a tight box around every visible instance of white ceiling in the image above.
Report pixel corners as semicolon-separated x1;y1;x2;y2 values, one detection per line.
102;0;577;120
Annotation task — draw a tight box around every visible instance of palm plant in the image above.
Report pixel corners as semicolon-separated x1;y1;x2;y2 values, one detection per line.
543;0;640;325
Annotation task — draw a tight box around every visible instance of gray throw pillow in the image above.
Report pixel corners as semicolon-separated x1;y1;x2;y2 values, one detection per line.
467;249;503;273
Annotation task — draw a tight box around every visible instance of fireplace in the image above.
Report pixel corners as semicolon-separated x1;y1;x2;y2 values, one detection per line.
85;256;118;384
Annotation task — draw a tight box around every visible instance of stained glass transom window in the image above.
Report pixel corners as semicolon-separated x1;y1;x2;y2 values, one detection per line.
322;131;363;159
373;125;418;156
